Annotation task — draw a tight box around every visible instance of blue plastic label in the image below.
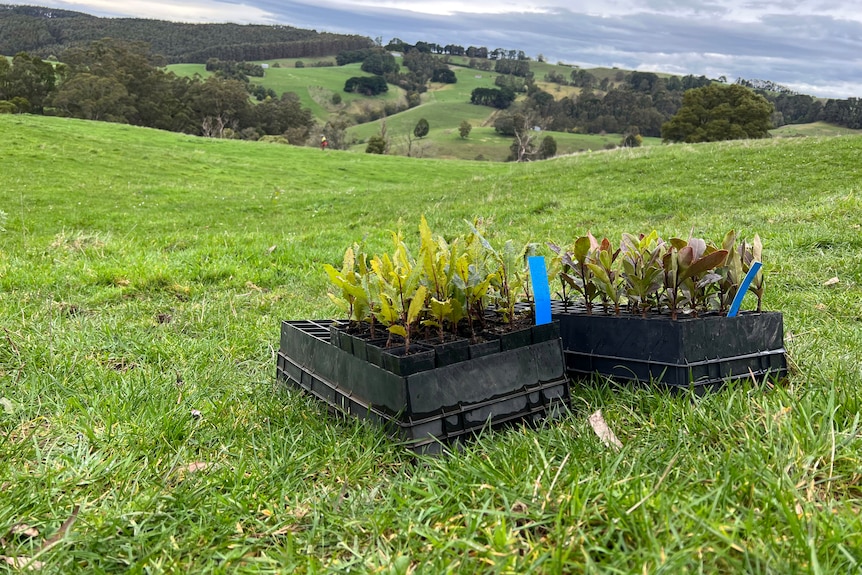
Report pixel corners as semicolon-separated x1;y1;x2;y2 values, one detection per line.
529;256;552;325
728;261;762;317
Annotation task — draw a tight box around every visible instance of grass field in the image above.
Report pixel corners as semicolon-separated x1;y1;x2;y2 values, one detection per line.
2;114;862;572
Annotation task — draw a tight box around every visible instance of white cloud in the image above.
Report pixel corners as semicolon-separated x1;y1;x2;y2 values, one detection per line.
328;0;550;16
38;0;277;23
318;0;862;23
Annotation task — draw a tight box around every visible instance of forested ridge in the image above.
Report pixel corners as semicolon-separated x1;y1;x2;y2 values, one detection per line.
0;4;373;62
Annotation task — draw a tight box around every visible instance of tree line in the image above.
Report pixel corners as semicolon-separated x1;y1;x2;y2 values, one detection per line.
0;5;373;63
0;39;315;142
734;79;862;129
469;64;862;137
383;34;862;135
384;38;529;61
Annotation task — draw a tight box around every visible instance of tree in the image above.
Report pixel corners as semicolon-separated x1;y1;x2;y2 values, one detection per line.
252;92;314;141
361;51;399;75
186;76;252;137
365;134;386;154
51;73;131;121
494;74;527;94
413;118;429;139
537;135;557;159
622;132;643;148
621;126;643;148
431;68;456;84
508;112;538;162
661;84;773;143
56;39;192;130
4;52;60;113
322;116;350;150
0;57;10;99
459;120;472;139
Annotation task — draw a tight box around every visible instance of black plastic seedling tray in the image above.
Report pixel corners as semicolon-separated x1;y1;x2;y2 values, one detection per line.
551;301;787;392
276;320;570;454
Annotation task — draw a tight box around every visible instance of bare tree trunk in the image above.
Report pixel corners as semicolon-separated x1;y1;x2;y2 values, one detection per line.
201;115;238;139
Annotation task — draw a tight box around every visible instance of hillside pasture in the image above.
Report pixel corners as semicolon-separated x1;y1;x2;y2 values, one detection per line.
166;58;657;159
771;121;862;137
167;61;404;122
2;114;862;572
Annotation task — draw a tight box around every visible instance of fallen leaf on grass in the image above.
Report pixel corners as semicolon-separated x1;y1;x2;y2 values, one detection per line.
588;410;623;450
287;505;310;520
270;524;302;537
2;556;45;570
10;524;39;538
773;406;792;423
823;277;840;286
183;462;210;473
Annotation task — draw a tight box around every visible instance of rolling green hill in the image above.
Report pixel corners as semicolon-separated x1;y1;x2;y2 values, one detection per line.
2;113;862;571
770;121;862;137
169;56;857;162
167;59;663;160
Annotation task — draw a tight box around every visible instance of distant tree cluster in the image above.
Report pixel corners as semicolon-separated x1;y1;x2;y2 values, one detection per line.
203;58;275;101
735;78;862;130
0;39;314;143
385;38;467;56
818;98;862;129
532;73;716;137
336;48;378;66
400;50;447;81
334;43;456;107
470;87;516;109
343;75;388;96
494;59;531;78
494;74;528;94
384;38;527;65
735;78;797;94
205;58;265;80
337;47;397;97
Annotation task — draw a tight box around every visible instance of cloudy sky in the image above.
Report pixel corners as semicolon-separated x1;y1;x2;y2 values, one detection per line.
24;0;862;98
